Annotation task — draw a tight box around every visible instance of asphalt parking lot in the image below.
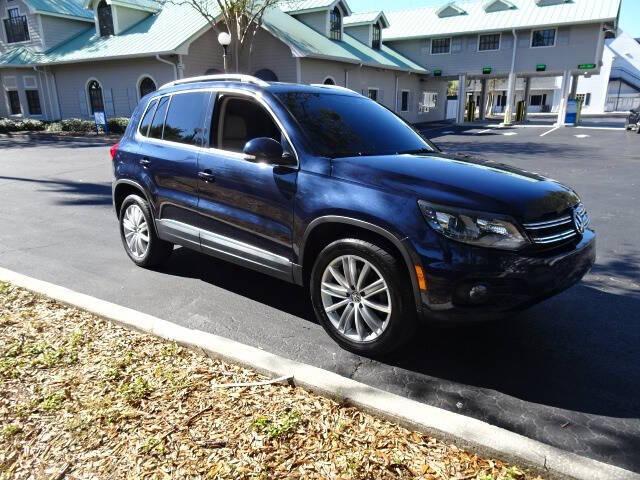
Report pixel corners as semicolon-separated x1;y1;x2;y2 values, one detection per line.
1;124;639;472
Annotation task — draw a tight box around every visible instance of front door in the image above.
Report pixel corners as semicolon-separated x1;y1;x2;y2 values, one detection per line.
139;91;211;248
196;92;298;280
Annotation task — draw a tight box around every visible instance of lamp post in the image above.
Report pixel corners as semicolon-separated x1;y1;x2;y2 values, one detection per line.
218;32;231;73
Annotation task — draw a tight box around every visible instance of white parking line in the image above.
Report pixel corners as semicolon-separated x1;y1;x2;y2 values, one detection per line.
575;134;590;139
476;128;493;134
502;132;518;136
575;126;625;131
540;127;560;137
441;130;455;134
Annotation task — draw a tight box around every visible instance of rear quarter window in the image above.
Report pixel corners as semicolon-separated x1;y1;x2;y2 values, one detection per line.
138;98;158;137
162;91;210;146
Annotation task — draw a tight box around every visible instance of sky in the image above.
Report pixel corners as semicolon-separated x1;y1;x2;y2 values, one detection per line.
348;0;640;39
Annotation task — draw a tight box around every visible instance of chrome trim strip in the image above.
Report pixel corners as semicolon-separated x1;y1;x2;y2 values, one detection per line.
523;215;572;229
156;218;291;267
532;230;577;244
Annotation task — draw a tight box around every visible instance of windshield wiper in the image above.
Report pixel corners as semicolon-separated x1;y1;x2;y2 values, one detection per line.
396;147;434;155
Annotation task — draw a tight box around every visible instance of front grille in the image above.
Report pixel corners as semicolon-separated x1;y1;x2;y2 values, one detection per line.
523;204;590;246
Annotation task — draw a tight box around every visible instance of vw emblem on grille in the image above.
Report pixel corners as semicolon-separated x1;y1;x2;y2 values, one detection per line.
573;204;588;234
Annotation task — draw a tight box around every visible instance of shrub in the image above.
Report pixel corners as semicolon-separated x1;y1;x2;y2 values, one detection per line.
107;117;129;134
19;119;45;131
0;118;17;133
60;118;95;133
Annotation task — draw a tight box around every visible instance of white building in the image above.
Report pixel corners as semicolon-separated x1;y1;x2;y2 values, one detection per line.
577;31;640;113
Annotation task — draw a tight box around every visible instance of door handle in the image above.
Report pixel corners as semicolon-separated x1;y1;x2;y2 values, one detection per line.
198;170;216;183
139;158;151;167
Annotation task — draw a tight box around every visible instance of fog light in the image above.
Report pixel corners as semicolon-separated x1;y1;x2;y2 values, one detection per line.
469;284;489;303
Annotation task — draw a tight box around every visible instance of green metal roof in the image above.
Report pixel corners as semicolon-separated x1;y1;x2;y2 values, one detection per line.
20;3;208;65
26;0;94;20
0;3;425;75
281;0;336;13
263;7;426;73
0;47;46;66
344;11;389;28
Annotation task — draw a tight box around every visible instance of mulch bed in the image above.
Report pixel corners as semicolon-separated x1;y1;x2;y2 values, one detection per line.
0;282;543;479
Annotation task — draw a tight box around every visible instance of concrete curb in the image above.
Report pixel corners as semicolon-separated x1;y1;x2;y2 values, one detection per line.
0;133;119;144
1;266;637;480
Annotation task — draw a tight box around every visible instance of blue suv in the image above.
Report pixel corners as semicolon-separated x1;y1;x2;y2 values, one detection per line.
111;75;596;355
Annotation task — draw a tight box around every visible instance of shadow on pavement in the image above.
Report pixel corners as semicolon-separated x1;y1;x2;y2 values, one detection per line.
0;176;112;206
159;246;640;421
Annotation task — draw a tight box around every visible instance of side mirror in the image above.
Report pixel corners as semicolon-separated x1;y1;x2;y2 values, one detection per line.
243;137;285;165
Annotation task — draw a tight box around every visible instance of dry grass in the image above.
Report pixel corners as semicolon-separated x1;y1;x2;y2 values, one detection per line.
0;282;544;480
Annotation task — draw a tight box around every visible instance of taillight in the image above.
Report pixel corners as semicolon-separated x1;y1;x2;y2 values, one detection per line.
110;143;120;161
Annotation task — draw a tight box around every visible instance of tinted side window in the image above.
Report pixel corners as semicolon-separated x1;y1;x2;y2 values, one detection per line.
149;96;169;139
213;96;281;153
163;92;209;146
138;99;158;137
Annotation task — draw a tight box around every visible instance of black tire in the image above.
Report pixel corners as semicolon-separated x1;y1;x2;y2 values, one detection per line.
119;194;173;268
310;238;417;356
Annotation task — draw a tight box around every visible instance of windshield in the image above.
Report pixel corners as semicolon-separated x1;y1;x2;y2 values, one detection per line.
275;92;436;158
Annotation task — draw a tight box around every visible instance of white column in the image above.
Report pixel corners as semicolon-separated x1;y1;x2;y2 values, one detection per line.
177;55;185;79
522;76;531;122
556;70;572;127
502;72;517;125
479;79;487;120
456;74;467;124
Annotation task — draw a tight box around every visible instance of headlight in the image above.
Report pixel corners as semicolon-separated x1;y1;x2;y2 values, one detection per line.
418;200;529;250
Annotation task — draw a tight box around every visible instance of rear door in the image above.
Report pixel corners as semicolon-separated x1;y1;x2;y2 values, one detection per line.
140;90;211;248
195;91;298;280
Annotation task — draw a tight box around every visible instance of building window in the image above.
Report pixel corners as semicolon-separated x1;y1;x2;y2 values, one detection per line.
372;23;382;49
25;90;41;115
530;94;548;106
478;33;500;51
87;80;105;114
97;1;114;37
138;77;157;98
367;88;378;102
330;7;342;41
431;38;451;55
531;29;556;48
7;90;21;115
3;8;30;43
323;77;336;85
401;91;410;112
254;69;278;82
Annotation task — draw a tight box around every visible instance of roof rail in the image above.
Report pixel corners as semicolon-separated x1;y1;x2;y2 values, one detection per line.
310;84;360;95
159;74;270;90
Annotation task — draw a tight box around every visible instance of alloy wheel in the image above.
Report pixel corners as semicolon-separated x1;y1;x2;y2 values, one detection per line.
122;204;150;259
320;255;392;343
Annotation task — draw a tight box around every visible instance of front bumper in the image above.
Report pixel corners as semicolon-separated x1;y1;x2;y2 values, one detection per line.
412;230;596;323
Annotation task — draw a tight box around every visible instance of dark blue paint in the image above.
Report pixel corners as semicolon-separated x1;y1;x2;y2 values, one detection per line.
113;80;596;322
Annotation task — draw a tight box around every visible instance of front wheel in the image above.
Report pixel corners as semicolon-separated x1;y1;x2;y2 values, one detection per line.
310;239;416;356
119;194;173;267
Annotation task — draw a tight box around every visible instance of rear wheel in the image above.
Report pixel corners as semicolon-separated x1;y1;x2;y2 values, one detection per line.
310;238;416;356
119;194;173;267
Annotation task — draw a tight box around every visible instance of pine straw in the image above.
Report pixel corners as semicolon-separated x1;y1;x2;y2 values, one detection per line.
0;283;544;480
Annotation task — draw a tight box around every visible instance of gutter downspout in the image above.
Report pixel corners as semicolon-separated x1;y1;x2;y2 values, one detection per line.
155;54;178;81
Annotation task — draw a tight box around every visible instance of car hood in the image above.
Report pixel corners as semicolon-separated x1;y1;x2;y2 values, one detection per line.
331;153;580;221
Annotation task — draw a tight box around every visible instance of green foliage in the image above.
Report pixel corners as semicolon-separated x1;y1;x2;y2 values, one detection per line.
1;424;22;438
40;391;66;412
58;118;96;132
0;118;45;133
118;377;152;404
254;410;301;439
107;117;129;134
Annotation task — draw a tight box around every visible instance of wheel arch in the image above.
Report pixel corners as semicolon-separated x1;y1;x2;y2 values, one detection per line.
298;216;422;308
112;179;153;218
